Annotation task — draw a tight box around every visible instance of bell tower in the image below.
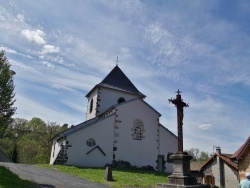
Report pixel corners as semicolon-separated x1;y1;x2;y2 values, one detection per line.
85;65;145;121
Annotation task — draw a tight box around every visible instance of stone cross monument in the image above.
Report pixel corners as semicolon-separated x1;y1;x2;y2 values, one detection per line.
168;89;188;152
157;90;209;188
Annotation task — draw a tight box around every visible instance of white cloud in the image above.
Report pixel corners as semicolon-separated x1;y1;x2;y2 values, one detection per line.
21;29;46;45
120;47;131;58
14;94;82;125
48;67;100;92
41;44;60;54
16;14;24;22
40;61;55;68
0;46;17;54
103;0;146;18
9;59;39;74
198;124;212;130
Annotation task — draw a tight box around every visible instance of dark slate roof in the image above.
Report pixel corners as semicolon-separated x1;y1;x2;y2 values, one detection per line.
86;65;145;97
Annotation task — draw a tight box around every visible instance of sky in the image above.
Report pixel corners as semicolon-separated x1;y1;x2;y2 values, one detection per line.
0;0;249;155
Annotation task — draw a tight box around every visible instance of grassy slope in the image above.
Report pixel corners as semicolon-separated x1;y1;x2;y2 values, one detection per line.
0;166;37;188
40;164;169;188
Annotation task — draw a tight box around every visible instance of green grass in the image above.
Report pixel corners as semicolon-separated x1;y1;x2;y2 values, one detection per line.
0;166;37;188
39;164;169;188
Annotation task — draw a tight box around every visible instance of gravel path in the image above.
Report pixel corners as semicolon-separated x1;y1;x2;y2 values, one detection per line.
0;162;110;188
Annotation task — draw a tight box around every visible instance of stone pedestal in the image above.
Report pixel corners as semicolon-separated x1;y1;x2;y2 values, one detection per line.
104;167;113;181
157;152;209;188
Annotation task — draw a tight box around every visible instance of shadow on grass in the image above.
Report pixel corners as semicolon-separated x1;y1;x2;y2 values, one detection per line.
40;164;169;187
50;164;170;177
0;165;55;188
112;167;170;177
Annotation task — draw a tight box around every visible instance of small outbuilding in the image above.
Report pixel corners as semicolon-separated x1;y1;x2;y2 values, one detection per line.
200;136;250;187
200;147;239;188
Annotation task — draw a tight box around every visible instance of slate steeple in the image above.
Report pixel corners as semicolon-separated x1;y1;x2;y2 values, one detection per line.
86;65;145;98
85;65;145;120
99;65;145;97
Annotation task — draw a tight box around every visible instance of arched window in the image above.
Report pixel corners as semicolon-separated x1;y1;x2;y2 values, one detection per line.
117;97;126;104
89;99;93;113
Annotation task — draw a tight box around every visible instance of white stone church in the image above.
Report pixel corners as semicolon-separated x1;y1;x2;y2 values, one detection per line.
50;65;177;172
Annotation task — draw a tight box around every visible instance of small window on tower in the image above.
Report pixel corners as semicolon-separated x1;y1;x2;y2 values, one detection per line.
117;97;126;104
89;99;93;113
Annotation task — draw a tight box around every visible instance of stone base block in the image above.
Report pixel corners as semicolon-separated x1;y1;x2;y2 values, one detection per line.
168;175;197;185
104;167;113;181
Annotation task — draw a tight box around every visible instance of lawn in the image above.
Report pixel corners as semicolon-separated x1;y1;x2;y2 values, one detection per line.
0;166;37;188
40;164;169;188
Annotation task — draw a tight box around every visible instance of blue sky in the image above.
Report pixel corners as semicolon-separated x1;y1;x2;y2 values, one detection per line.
0;0;249;154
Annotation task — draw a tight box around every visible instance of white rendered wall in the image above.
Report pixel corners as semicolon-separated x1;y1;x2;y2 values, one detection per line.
86;88;98;121
97;87;141;116
66;115;115;167
203;157;238;187
211;159;220;186
159;126;178;173
224;162;238;188
50;140;66;165
114;99;159;168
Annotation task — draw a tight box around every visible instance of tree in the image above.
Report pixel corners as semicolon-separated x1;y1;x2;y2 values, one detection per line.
200;151;210;161
0;116;67;164
186;148;200;161
15;117;64;164
0;50;16;137
185;148;211;161
17;135;45;164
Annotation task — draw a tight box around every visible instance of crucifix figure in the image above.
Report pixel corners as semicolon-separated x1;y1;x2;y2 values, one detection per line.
169;89;189;152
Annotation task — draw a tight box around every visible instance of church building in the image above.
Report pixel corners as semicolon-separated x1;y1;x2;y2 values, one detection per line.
50;65;177;172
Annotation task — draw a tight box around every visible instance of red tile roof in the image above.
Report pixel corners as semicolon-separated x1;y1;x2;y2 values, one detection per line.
231;136;250;160
201;136;250;171
190;161;206;171
201;153;238;171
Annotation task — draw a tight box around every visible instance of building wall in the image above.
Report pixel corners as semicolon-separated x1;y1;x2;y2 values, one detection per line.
204;158;219;186
66;115;115;167
50;139;66;164
114;99;159;168
203;157;239;188
159;125;178;173
114;98;177;173
224;162;239;188
52;95;178;171
239;147;250;180
96;87;141;116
